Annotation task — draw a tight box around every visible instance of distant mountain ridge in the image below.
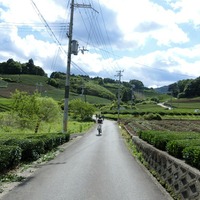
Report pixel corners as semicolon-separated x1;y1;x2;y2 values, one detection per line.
155;85;169;94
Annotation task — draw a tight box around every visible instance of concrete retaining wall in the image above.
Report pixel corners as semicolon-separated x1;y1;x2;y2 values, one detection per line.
132;136;200;200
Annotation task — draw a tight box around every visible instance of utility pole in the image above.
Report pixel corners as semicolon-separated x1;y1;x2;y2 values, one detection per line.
115;70;124;122
63;0;75;133
81;84;86;102
131;84;135;109
63;1;98;133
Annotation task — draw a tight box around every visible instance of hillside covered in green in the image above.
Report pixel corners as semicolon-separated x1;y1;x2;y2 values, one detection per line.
1;58;200;104
0;58;161;104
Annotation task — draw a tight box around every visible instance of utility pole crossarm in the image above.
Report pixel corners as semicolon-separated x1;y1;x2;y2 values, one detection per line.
74;3;99;13
74;3;91;8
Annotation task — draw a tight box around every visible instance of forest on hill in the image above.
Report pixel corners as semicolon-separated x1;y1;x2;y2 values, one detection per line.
0;58;46;76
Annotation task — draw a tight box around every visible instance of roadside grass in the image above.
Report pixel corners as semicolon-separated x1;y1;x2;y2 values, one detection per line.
0;111;94;135
120;127;146;165
0;173;25;183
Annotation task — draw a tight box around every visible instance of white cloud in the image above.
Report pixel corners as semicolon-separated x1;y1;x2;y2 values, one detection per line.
1;0;67;23
0;0;200;87
99;0;189;46
171;0;200;26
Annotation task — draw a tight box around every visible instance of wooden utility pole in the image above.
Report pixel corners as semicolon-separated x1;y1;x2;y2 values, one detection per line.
63;0;75;133
115;70;124;122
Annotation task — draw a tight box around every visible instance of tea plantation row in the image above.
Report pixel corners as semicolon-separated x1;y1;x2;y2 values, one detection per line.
139;130;200;169
0;133;70;173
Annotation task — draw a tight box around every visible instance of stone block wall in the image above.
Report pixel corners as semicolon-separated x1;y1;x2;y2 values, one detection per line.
132;136;200;200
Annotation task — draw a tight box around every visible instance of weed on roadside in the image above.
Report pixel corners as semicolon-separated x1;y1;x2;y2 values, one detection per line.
0;173;25;183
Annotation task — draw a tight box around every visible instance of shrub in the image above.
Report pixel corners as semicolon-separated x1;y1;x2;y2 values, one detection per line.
4;138;45;161
41;133;70;150
139;131;200;151
2;78;15;83
0;132;70;171
11;90;61;132
167;139;200;159
47;78;59;88
36;97;60;122
139;130;172;150
0;145;22;172
143;113;162;120
183;146;200;170
150;132;173;150
69;99;95;121
138;130;156;144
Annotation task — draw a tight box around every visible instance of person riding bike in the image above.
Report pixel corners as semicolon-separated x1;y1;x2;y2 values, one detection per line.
97;117;103;135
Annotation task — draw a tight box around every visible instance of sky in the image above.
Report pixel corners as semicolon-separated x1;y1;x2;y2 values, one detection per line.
0;0;200;88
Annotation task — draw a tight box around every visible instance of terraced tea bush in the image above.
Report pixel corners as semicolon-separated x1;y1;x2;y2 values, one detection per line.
183;146;200;170
0;145;22;173
143;113;162;120
4;138;45;161
139;130;200;151
167;139;200;159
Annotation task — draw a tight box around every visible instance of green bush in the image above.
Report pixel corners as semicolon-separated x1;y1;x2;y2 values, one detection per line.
139;130;174;150
0;139;9;145
150;132;174;150
0;145;22;172
0;132;70;172
138;130;156;144
4;138;45;161
40;133;70;151
183;146;200;170
167;139;200;159
69;99;95;121
139;130;200;151
144;113;162;120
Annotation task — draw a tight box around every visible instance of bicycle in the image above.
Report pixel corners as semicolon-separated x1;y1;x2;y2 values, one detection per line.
97;124;102;135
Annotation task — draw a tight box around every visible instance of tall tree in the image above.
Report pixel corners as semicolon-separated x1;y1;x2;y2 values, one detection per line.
129;79;144;89
184;77;200;98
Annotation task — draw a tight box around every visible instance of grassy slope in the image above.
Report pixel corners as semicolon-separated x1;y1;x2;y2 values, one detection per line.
2;74;200;113
0;74;112;104
0;98;13;111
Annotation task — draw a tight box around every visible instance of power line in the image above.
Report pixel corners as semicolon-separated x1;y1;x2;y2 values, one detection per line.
30;0;90;77
75;1;117;79
31;0;68;55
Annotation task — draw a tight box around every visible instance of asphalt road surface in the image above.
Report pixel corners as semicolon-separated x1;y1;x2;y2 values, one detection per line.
1;120;171;200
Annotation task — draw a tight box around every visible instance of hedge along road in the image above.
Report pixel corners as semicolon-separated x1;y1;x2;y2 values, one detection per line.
1;120;172;200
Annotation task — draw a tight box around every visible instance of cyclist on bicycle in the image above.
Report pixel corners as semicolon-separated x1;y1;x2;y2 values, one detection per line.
97;116;103;135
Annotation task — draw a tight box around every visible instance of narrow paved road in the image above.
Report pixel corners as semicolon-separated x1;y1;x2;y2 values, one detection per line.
1;120;171;200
